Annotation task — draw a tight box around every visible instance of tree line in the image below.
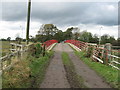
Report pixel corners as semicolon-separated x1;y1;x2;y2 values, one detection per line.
33;24;119;46
1;24;119;46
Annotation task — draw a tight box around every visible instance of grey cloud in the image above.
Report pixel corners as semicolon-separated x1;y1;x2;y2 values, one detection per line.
2;2;118;26
2;2;27;21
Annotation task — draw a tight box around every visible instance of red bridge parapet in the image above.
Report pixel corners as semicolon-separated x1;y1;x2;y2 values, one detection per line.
64;40;87;50
43;40;58;49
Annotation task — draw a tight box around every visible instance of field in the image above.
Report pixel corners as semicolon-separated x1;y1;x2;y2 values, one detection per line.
0;41;11;57
0;41;31;57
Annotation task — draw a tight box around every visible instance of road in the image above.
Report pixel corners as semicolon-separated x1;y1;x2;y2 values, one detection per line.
40;43;111;88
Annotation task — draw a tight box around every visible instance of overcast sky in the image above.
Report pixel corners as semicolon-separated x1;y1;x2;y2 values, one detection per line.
0;0;119;39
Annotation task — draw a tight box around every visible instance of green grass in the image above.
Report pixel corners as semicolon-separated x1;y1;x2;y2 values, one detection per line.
2;52;31;88
62;52;71;65
75;51;119;88
2;51;54;88
30;51;54;88
62;52;86;88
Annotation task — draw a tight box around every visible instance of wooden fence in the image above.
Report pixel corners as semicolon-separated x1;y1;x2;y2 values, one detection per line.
65;40;120;70
0;40;58;72
0;43;32;72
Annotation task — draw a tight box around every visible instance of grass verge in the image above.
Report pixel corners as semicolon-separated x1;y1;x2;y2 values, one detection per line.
62;52;86;88
2;52;31;88
2;51;54;88
30;51;54;88
74;51;119;88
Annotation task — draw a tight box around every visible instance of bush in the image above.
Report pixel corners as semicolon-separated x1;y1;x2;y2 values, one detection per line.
28;44;36;56
28;43;44;58
35;43;43;57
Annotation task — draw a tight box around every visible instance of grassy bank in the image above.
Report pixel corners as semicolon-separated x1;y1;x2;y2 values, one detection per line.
2;51;54;88
2;52;31;88
62;52;86;88
30;51;54;88
75;51;119;88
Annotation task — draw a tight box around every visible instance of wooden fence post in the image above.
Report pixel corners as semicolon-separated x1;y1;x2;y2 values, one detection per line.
103;43;111;64
43;44;46;57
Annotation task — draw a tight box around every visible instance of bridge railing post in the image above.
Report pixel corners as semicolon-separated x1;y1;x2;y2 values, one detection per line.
103;43;111;64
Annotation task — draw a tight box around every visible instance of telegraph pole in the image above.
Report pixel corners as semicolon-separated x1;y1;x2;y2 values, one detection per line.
26;0;31;44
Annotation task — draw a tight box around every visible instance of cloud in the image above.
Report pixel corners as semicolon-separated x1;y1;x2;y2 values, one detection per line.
2;2;118;26
2;2;27;21
0;21;41;39
0;2;118;39
78;24;118;39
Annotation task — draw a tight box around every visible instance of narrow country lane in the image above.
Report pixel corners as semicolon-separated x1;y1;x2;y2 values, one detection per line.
40;43;111;88
40;43;70;88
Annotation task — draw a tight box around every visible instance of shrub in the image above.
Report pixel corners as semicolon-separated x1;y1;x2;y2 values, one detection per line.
35;43;43;57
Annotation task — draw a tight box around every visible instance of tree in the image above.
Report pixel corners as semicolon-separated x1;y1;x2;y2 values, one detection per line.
117;38;120;46
7;37;11;42
36;24;59;42
35;24;117;45
15;37;22;44
112;38;120;46
91;34;99;44
79;31;93;42
53;30;64;42
100;34;109;44
108;36;116;44
72;27;80;40
64;27;73;40
74;32;80;40
38;24;58;36
1;38;7;41
100;34;116;44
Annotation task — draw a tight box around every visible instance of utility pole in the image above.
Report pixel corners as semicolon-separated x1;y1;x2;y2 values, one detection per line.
99;27;102;46
26;0;31;44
